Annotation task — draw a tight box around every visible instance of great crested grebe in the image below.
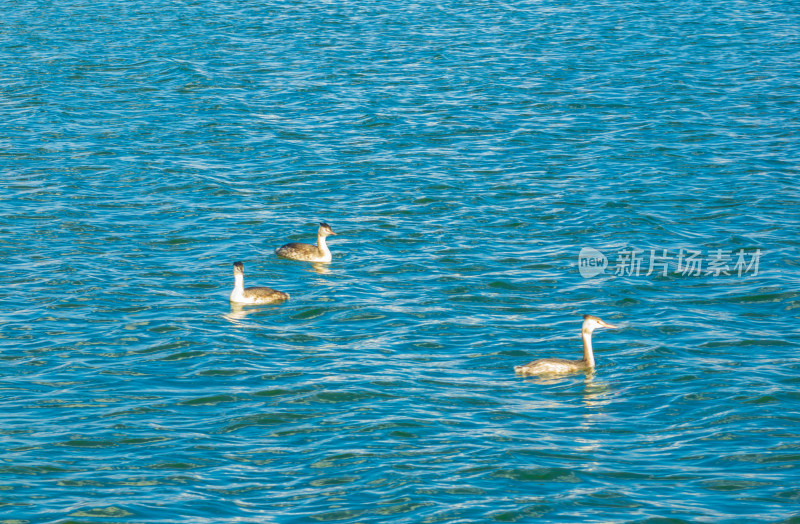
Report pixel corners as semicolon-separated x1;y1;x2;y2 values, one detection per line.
275;222;337;263
229;261;289;304
514;315;618;375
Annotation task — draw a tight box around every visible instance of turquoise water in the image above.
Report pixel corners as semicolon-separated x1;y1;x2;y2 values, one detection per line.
2;0;800;522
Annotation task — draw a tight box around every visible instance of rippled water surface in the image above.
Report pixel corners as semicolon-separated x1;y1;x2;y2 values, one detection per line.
2;0;800;522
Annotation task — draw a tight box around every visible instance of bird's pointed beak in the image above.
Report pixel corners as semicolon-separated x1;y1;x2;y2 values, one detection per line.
600;320;618;329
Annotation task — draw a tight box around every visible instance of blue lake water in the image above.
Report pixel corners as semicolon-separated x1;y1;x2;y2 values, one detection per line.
2;0;800;522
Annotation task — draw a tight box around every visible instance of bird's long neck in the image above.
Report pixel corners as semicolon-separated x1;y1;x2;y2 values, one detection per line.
233;273;244;294
581;329;595;368
317;233;330;256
